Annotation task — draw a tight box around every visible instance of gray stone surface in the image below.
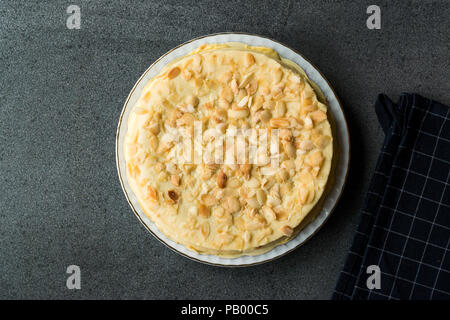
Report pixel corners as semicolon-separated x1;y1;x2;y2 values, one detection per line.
0;0;449;299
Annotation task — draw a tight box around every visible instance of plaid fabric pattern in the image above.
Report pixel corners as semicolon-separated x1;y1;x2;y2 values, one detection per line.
333;94;450;300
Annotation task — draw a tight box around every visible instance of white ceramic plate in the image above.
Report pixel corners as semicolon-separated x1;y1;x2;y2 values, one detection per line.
116;33;350;266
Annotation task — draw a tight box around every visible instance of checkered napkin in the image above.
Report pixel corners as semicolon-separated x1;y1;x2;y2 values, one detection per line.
333;93;450;300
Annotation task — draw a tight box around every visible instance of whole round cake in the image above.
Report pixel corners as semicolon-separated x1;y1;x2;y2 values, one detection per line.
124;43;333;256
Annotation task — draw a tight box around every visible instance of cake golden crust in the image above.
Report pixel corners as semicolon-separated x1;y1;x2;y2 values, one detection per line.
124;43;333;256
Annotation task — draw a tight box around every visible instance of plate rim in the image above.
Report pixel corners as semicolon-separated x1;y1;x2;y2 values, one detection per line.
115;32;351;267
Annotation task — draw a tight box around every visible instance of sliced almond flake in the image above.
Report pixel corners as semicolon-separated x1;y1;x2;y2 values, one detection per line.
260;166;278;176
238;72;254;89
237;96;249;107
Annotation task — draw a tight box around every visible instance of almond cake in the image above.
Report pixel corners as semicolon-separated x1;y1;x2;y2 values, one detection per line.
124;43;333;256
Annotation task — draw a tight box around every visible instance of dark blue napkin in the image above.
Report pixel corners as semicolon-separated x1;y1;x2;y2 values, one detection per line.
333;94;450;300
